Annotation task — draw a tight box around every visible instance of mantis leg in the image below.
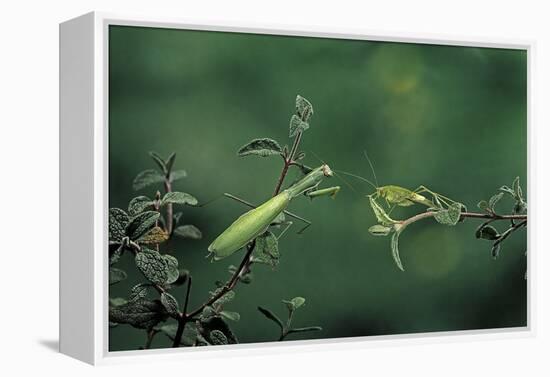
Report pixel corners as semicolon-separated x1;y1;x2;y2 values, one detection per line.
276;221;294;240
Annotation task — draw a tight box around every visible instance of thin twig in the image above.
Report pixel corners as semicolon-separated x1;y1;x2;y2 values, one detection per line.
164;178;174;235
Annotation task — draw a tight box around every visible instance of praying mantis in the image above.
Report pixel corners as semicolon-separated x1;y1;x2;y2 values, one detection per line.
208;164;340;261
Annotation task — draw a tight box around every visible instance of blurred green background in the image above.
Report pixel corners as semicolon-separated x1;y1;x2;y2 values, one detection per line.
108;25;527;351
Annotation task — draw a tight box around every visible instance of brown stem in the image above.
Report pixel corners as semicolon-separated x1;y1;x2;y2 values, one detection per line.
398;211;527;229
164;179;173;235
273;131;302;196
144;329;158;349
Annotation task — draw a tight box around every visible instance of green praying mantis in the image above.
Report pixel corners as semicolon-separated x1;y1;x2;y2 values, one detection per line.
208;164;340;261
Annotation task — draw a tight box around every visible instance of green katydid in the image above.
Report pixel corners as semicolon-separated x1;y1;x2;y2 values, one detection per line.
337;151;460;212
208;164;337;261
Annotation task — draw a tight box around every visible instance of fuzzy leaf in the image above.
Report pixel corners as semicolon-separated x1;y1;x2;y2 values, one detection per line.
477;200;489;212
289;115;309;137
282;297;306;311
295;95;313;122
133;169;165;191
109;268;127;285
211;289;235;306
201;317;238;344
160;292;180;316
220;310;240;322
162;192;198;206
288;326;322;335
208;329;228;345
109;208;129;242
129;283;151;302
174;225;202;239
369;196;398;226
237;138;282;157
109;299;168;330
433;203;462;226
390;231;405;271
149;151;167;173
135;248;169;285
163;254;180;284
368;224;393;236
170;170;187;182
109;297;128;307
128;196;154;216
253;231;280;267
257;306;284;330
138;226;169;245
491;243;501;259
165;152;176;174
488;192;504;211
476;225;500;240
126;211;160;240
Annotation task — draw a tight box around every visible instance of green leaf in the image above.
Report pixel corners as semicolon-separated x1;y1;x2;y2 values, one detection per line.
135;248;169;285
512;177;522;198
289;115;309;137
390;231;405;271
433;202;462;226
149;151;167;174
237;138;282;157
369;196;398;226
162;192;198;206
491;243;501;259
109;268;127;285
128;196;154;216
201;317;238;344
174;225;202;239
499;185;515;197
109;208;129;242
163;254;180;284
137;226;169;245
220;310;241;322
488;192;504;211
295;95;313;121
368;224;393;236
200;306;217;322
129;283;151;302
126;211;160;240
288;326;322;335
158;324;178;339
165;152;176;174
477;200;489;212
253;231;280;267
476;225;500;240
209;329;228;345
109;297;128;307
160;292;180;316
109;299;168;330
170;170;187;182
133;169;165;191
257;306;284;330
282;297;306;311
211;289;235;306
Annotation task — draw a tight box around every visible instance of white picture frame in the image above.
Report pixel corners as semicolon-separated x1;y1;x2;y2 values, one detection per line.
59;11;534;365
